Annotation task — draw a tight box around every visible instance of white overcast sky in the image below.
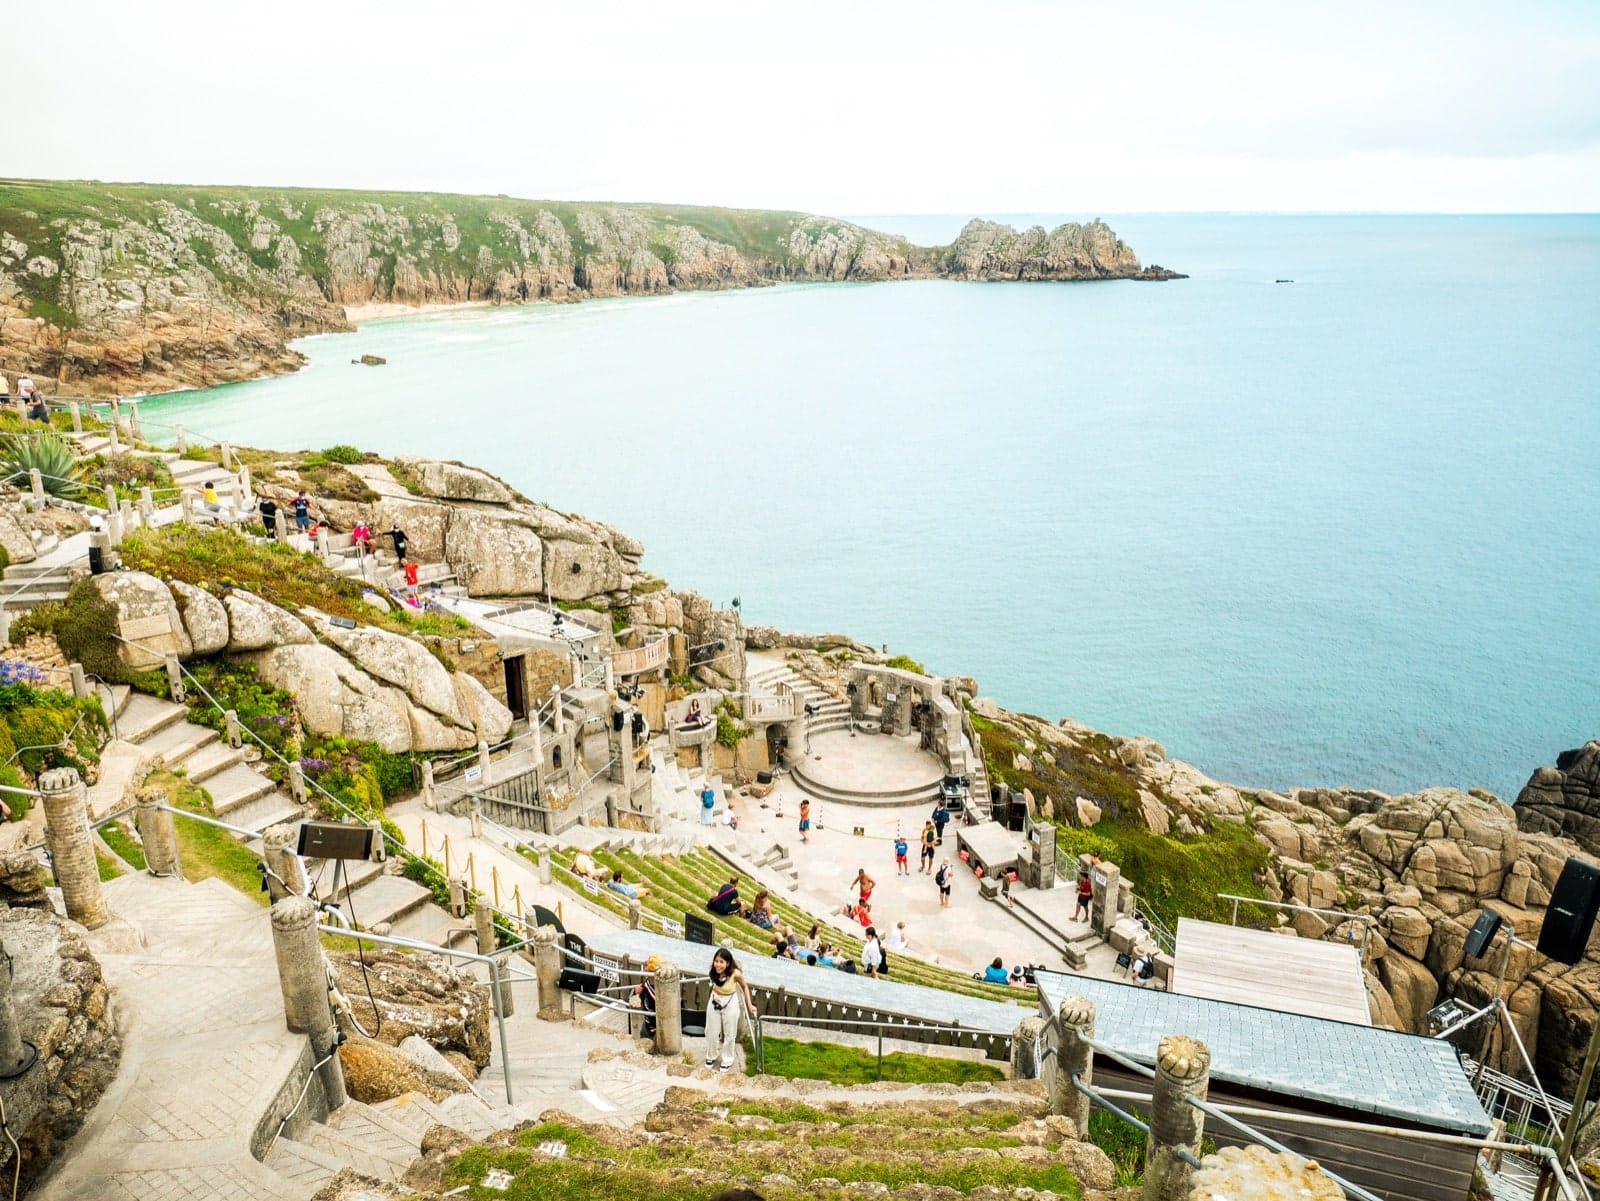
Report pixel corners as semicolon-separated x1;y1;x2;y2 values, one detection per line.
7;0;1598;213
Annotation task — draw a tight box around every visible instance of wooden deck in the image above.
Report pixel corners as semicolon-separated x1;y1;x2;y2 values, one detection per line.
1172;918;1372;1026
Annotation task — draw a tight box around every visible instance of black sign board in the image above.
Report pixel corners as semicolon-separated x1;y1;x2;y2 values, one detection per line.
1115;951;1132;969
685;913;715;946
688;639;726;666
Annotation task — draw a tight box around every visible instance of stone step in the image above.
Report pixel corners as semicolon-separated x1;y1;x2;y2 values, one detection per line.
119;692;191;743
434;1091;505;1139
222;791;304;835
1;560;74;580
387;900;466;950
303;1120;411;1182
262;1135;344;1193
370;1091;455;1140
206;761;278;817
309;854;386;901
330;872;433;931
3;586;69;612
178;738;244;783
326;1099;424;1160
135;719;220;767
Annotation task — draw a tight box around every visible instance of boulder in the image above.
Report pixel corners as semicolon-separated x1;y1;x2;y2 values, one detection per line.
168;580;228;656
0;502;36;565
544;538;624;601
247;644;414;751
337;1036;471;1104
1382;906;1433;960
1516;742;1600;857
1138;789;1171;835
0;851;49;908
85;571;191;669
452;671;513;743
328;947;491;1065
398;458;514;505
1075;796;1102;828
222;590;313;652
321;623;461;720
441;508;543;596
407;704;476;752
1378;950;1440;1033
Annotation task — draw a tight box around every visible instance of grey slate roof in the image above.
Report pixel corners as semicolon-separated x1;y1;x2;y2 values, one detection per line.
1035;969;1491;1136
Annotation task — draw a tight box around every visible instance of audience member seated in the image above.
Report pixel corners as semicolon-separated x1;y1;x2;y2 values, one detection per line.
706;876;742;916
885;920;909;951
983;956;1010;985
748;890;774;930
607;870;649;900
571;852;603;880
682;698;706;727
842;901;873;928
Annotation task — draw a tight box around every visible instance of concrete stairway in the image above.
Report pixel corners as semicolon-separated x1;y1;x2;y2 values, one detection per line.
749;662;851;734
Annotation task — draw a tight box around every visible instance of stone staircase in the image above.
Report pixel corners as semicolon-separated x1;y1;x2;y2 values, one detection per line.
749;662;851;734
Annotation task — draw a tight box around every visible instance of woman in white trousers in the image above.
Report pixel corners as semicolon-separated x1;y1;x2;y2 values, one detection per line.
704;947;757;1070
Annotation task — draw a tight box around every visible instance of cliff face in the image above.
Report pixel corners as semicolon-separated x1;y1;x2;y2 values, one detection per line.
0;180;1179;395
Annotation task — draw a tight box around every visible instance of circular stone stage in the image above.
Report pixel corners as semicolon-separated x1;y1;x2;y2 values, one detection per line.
792;729;946;807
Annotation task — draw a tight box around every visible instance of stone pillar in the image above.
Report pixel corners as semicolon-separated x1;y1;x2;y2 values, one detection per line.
1118;879;1136;921
128;400;141;439
477;740;492;778
269;895;348;1107
475;904;514;1016
469;803;482;838
537;849;552;885
136;790;182;878
0;940;28;1075
530;720;544;769
1185;1146;1343;1201
120;498;135;533
238;463;252;497
138;486;154;524
1145;1033;1211;1201
653;960;682;1055
28;469;42;505
165;655;185;703
287;761;307;806
1010;1014;1048;1080
224;709;242;749
71;402;83;434
1092;862;1122;939
550;687;565;735
628;898;642;930
533;925;563;1017
367;819;384;862
105;507;123;548
276;514;290;545
668;633;688;676
106;418;119;453
174;421;185;453
1036;825;1057;890
69;663;88;700
421;759;436;809
315;528;329;560
220;440;233;470
261;823;306;901
1051;995;1095;1133
39;768;108;929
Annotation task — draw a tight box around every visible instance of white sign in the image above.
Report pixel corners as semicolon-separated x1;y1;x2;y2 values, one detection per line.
660;918;683;938
594;955;620;983
464;766;483;782
581;876;600;895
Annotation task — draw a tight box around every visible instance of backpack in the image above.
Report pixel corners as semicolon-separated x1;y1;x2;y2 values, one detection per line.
1137;957;1155;981
878;949;889;977
702;790;716;810
933;806;949;824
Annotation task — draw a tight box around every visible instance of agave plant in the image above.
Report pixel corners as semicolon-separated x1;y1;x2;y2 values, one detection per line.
0;429;86;500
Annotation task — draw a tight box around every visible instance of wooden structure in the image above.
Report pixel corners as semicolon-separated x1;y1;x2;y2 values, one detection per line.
1172;917;1371;1025
1036;971;1491;1201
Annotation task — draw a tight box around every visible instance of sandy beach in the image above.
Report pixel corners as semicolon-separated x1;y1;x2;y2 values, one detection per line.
342;298;498;323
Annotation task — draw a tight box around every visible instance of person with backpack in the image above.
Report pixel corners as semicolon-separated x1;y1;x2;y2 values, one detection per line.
935;858;953;908
931;801;950;845
919;820;937;873
1129;949;1156;986
861;927;883;978
893;834;909;877
700;783;716;826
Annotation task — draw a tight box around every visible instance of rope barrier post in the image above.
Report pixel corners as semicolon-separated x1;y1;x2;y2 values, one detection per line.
174;422;185;453
70;402;82;435
491;865;501;909
538;848;552;885
1010;1015;1047;1080
69;663;88;700
1053;996;1095;1132
28;469;42;506
120;498;136;534
139;486;154;524
474;906;514;1017
225;709;242;749
164;655;186;704
106;505;124;548
628;898;642;930
128;399;141;440
533;925;563;1018
287;761;307;806
421;760;436;810
470;802;482;838
137;791;182;878
315;527;329;561
419;818;428;859
40;767;108;928
1146;1034;1211;1201
477;740;492;778
653;959;681;1055
106;415;120;453
238;463;252;498
269;895;347;1107
261;823;306;901
221;440;233;470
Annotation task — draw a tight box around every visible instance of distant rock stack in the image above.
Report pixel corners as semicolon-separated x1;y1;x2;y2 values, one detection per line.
1514;740;1600;853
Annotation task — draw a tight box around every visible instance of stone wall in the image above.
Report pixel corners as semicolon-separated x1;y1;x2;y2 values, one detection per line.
0;905;121;1193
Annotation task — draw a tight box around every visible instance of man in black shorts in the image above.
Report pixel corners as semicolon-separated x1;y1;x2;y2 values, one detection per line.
935;859;953;908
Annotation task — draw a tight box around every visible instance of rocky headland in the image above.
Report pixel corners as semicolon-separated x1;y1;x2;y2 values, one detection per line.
0;179;1183;395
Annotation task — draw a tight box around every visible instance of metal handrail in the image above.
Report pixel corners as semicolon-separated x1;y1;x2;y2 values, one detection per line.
315;923;514;1106
1218;892;1376;956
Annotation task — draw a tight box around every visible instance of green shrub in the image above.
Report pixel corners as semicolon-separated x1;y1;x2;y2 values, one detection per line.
54;582;127;683
8;600;64;644
319;444;365;465
883;654;927;675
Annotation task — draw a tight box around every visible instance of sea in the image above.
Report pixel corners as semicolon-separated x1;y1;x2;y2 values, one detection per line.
138;214;1600;803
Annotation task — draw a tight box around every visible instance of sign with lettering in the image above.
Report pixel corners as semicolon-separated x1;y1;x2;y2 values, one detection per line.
660;918;683;938
582;876;600;895
593;955;620;983
464;766;483;782
1091;868;1109;889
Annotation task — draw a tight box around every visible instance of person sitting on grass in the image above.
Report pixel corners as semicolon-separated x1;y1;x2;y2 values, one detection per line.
748;890;774;930
607;870;649;900
707;876;742;917
983;956;1010;985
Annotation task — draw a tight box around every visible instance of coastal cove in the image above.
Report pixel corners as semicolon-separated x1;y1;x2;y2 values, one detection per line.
141;214;1600;802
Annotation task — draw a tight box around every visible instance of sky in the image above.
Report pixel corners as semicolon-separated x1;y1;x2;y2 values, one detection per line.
6;0;1598;214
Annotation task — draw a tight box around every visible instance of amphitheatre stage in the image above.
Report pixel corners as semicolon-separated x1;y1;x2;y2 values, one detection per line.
793;729;946;807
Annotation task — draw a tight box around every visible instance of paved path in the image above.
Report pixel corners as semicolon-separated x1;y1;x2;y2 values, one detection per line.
36;874;304;1201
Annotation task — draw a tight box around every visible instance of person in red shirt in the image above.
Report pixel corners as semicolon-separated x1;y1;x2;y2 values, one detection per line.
403;559;420;605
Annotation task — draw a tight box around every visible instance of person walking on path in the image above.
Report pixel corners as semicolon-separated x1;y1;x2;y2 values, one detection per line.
700;784;717;826
1073;871;1093;923
704;947;756;1071
850;868;875;910
932;800;949;845
861;927;883;978
893;834;909;876
388;522;409;565
403;559;421;604
798;798;811;844
935;859;953;908
634;954;660;1039
258;496;278;537
919;820;936;873
291;490;313;533
1000;870;1016;908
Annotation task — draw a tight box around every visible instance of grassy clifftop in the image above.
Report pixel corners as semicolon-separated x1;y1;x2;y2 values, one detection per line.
0;178;1169;394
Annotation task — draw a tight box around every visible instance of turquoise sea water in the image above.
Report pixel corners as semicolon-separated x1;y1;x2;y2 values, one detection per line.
141;215;1600;802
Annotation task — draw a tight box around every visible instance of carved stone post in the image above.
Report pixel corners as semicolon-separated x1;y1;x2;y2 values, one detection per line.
1145;1034;1211;1201
136;789;182;878
71;402;83;435
1051;995;1095;1133
220;440;233;470
628;898;642;930
1010;1015;1047;1080
127;399;141;440
40;768;108;928
421;759;436;809
139;486;154;524
106;506;123;548
165;655;185;702
537;849;552;885
287;761;307;806
0;939;28;1075
315;527;329;560
28;469;42;505
533;924;563;1017
261;823;306;901
653;960;682;1055
106;418;120;453
269;895;347;1107
69;663;87;699
224;709;242;749
173;421;185;452
477;740;492;778
550;687;564;735
1092;862;1122;938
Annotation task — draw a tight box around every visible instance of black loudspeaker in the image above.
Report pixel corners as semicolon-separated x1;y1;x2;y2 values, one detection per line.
297;820;374;862
1464;908;1504;959
1538;859;1600;965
